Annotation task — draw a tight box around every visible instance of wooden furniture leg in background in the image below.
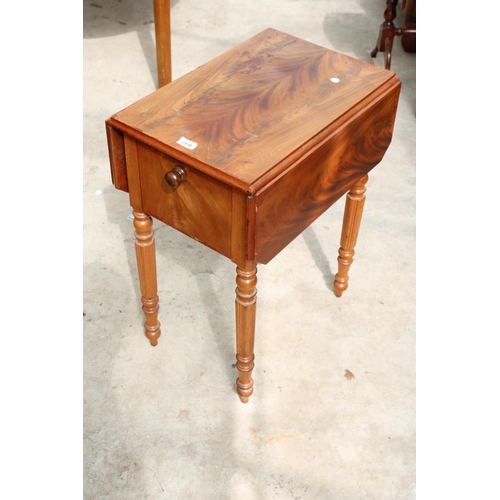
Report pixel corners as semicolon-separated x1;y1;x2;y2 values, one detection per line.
235;262;258;403
371;0;398;70
333;175;368;297
401;0;416;53
133;210;161;346
153;0;172;87
371;0;416;70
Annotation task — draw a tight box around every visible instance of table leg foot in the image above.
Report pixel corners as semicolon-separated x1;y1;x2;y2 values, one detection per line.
235;262;257;403
333;175;368;297
133;210;161;345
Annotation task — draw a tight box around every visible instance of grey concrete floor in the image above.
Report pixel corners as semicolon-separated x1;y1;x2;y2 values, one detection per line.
83;1;415;498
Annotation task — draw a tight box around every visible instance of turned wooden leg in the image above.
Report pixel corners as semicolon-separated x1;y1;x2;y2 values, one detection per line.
371;0;398;70
133;210;161;346
333;175;368;297
153;0;172;88
235;262;257;403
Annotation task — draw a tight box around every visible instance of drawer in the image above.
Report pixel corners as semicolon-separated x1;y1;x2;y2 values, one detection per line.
136;142;233;257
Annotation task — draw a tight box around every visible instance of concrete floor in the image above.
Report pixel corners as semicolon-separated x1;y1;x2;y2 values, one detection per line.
83;0;415;498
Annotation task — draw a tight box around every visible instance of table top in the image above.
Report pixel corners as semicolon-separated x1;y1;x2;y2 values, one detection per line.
108;28;397;193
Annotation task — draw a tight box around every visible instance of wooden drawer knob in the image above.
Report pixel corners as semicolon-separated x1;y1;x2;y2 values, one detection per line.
164;165;187;189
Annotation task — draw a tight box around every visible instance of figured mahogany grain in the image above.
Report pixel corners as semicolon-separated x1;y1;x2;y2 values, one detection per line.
107;28;398;193
251;81;399;264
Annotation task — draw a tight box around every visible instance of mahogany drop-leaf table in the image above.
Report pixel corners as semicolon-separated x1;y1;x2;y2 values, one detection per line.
106;28;401;403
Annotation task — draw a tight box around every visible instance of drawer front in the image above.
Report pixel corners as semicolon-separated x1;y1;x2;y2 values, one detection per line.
137;142;233;257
